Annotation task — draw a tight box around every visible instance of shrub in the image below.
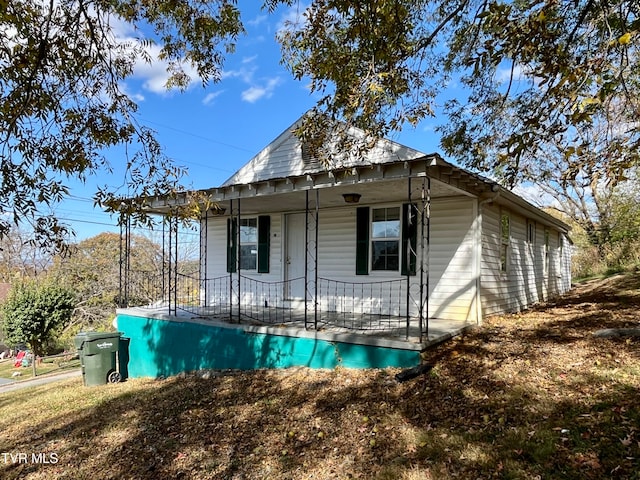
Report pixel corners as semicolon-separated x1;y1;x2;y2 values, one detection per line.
1;280;75;356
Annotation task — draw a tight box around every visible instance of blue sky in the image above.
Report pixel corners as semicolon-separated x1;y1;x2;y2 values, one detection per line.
57;3;448;242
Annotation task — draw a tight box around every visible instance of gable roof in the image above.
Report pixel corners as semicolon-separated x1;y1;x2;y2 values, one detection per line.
221;113;427;187
142;112;570;234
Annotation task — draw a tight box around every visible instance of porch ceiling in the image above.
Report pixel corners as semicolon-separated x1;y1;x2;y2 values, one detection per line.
210;176;467;215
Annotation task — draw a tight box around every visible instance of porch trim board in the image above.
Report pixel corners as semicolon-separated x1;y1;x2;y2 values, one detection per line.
116;311;422;378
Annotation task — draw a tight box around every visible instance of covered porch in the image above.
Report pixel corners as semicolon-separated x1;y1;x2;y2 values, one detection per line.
116;156;493;359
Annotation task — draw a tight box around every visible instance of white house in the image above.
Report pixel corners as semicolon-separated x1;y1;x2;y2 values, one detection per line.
115;113;572;375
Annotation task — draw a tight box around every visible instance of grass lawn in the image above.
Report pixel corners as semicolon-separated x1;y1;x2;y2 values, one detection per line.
0;273;639;479
0;356;80;381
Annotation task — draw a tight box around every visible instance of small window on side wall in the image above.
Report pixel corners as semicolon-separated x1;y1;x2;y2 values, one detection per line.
500;213;510;272
544;229;550;275
527;220;536;245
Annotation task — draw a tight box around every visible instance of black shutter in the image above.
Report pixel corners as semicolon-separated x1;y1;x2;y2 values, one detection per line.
401;203;417;276
226;217;237;273
257;215;270;273
356;207;369;275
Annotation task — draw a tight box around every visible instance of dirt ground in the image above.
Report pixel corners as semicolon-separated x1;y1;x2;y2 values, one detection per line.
1;273;639;479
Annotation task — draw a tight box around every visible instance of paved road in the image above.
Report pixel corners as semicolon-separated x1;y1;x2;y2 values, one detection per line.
0;369;82;394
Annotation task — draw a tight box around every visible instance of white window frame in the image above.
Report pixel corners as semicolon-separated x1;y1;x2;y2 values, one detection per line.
370;205;401;273
543;229;550;276
239;217;258;271
500;212;510;273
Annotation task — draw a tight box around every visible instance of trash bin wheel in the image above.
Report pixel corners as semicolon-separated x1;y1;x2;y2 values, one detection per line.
107;371;122;384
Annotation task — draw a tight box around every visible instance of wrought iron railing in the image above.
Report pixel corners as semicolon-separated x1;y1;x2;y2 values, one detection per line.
317;277;407;331
119;270;166;308
121;271;409;333
235;276;305;325
174;273;230;317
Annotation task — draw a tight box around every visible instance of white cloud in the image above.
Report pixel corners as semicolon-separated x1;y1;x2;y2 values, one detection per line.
119;83;145;103
513;183;560;209
107;13;137;39
495;63;525;84
247;14;268;27
223;54;283;104
222;65;257;84
241;77;282;103
131;42;201;95
277;3;309;33
203;90;224;106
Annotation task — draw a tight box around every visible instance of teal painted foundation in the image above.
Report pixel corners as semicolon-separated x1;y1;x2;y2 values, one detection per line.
116;314;420;378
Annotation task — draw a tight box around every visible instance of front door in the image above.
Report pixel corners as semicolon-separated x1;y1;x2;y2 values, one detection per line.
285;213;306;299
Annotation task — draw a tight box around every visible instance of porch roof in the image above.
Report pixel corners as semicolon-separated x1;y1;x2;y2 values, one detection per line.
134;111;569;233
220;113;428;187
145;154;570;234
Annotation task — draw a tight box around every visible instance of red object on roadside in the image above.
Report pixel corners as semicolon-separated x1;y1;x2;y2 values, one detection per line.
13;350;25;367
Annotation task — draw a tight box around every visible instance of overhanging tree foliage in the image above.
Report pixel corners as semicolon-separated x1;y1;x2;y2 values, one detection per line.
0;0;244;251
276;0;639;188
3;1;638;258
1;281;75;356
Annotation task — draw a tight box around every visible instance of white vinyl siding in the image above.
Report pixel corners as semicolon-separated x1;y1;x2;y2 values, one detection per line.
223;132;302;186
428;198;478;323
222;119;425;187
204;215;282;305
206;215;283;280
202;194;570;322
203;198;478;322
480;204;570;316
318;199;477;321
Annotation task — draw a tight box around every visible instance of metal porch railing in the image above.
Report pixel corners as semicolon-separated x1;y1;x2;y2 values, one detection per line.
317;277;407;331
121;271;412;334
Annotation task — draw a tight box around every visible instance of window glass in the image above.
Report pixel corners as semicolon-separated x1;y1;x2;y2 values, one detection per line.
500;213;510;272
240;245;257;270
240;218;257;243
372;240;399;271
527;221;535;244
544;229;550;274
372;207;400;238
501;214;510;244
371;207;400;271
239;218;257;270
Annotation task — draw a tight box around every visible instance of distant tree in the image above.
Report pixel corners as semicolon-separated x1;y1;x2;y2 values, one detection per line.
526;105;637;252
1;280;75;356
0;226;53;281
51;232;163;331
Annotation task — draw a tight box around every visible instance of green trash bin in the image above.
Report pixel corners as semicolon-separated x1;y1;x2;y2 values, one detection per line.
75;332;123;386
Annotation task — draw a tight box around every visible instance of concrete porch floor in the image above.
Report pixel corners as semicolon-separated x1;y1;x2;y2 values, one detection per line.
117;305;476;353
